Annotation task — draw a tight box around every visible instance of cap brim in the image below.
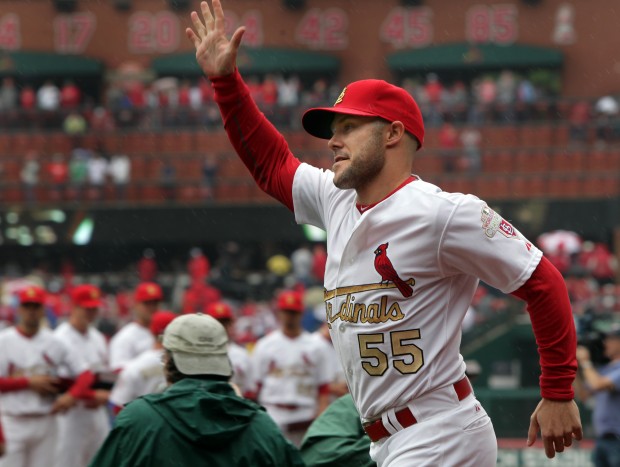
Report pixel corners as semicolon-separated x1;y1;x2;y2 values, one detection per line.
79;300;102;308
172;351;232;377
302;107;382;139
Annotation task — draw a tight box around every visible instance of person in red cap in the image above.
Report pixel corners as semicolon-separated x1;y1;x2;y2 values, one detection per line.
205;302;250;395
187;2;581;464
109;282;163;371
109;311;177;414
249;290;332;446
53;284;110;467
0;285;97;467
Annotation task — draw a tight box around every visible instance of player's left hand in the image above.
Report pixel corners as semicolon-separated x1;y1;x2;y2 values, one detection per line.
527;398;582;458
51;392;76;414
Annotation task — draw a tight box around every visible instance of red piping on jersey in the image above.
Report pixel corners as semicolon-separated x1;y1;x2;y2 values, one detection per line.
356;176;417;214
511;256;577;400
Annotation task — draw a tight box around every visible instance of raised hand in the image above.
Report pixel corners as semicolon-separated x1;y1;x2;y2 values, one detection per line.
185;0;245;78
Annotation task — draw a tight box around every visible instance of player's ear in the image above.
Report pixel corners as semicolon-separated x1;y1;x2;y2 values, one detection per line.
386;121;406;148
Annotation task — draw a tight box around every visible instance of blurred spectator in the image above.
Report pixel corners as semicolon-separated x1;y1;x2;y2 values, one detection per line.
569;100;591;144
63;111;88;136
0;77;17;111
188;247;210;287
585;243;617;286
87;152;108;201
201;154;219;200
439;121;459;172
291;244;313;287
108;152;131;200
37;80;60;111
37;79;60;128
69;147;90;200
460;126;482;172
59;80;81;110
159;160;176;201
20;150;40;204
89;107;115;132
594;95;619;147
47;153;69;201
424;73;443;126
311;244;327;285
496;70;517;122
137;249;158;283
19;85;36;110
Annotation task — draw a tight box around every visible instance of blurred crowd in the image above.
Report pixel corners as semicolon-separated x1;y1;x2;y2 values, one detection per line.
1;71;619;133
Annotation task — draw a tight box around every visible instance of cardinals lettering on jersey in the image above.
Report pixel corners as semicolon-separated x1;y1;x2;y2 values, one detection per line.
373;243;413;298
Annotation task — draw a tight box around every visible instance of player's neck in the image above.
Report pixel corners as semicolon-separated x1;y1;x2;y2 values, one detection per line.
356;173;415;206
282;328;302;339
69;316;88;334
16;324;39;338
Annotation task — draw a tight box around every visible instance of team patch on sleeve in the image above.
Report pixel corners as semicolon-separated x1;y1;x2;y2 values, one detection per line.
480;205;533;251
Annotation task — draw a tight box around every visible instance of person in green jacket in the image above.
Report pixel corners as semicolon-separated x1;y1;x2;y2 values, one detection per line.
300;394;375;467
90;313;304;467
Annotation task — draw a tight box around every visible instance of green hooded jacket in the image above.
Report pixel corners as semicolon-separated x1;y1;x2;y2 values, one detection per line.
300;394;375;467
90;378;305;467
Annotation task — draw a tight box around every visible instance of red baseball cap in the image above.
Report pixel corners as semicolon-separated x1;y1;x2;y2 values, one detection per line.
135;282;163;303
302;79;425;149
71;284;103;308
150;310;177;336
18;286;46;305
276;290;304;313
205;302;234;320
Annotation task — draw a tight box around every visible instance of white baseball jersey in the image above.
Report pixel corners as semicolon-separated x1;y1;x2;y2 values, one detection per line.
53;322;108;377
109;322;154;370
228;342;251;394
109;348;166;408
0;327;88;415
292;166;542;421
53;323;110;467
251;329;332;425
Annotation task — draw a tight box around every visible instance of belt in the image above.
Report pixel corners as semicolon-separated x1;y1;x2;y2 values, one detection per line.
270;403;301;410
363;377;473;443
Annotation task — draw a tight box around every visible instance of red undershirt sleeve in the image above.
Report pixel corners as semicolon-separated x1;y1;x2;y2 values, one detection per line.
510;256;577;400
211;69;302;211
0;377;30;392
318;383;331;396
68;370;96;399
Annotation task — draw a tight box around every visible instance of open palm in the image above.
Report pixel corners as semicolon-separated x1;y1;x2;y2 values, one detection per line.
185;0;245;78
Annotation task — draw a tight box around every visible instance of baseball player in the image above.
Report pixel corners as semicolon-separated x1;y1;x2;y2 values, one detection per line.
109;311;177;413
109;282;162;371
249;290;332;446
53;284;110;467
205;301;251;395
0;286;95;467
186;2;582;464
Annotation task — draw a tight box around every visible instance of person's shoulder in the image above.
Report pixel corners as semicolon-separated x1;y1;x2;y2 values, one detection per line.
52;321;71;337
254;329;282;347
0;326;15;340
118;394;159;422
111;322;139;342
408;178;474;205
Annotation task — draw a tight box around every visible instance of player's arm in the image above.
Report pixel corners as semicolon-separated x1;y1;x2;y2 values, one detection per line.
186;0;301;211
510;256;583;458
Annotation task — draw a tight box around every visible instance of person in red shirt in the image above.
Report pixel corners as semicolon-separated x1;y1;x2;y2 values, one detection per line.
137;249;158;283
187;247;210;287
60;80;81;110
47;153;69;201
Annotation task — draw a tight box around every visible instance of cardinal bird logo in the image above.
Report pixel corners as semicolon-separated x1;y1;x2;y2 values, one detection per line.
373;242;413;298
